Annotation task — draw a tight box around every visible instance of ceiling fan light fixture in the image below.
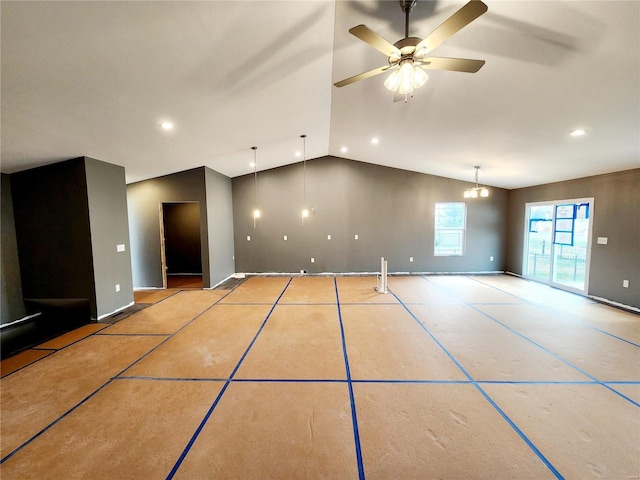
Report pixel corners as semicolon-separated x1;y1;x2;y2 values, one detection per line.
413;67;428;88
415;47;428;59
398;62;415;94
384;69;401;92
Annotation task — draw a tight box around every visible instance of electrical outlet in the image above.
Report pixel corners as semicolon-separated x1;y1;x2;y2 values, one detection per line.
354;234;359;240
283;235;287;241
246;235;251;241
327;234;331;240
115;284;120;292
311;257;315;263
116;244;126;252
409;257;414;262
623;280;629;288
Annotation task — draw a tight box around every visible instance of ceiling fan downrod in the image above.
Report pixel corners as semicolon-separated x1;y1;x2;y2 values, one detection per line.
400;0;417;38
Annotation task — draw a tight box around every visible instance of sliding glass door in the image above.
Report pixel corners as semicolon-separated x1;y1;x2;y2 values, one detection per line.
523;198;594;294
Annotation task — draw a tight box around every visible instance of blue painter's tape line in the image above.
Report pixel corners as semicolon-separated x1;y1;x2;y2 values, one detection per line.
467;275;640;348
351;379;471;384
390;290;565;480
1;379;115;464
424;276;640;409
114;376;227;382
166;277;293;480
231;378;348;383
477;380;597;385
602;385;640;408
1;288;235;466
334;277;366;480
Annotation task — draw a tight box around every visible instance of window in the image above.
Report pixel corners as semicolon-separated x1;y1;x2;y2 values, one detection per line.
434;202;466;256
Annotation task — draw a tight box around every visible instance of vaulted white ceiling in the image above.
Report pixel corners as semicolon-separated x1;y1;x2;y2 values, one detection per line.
1;1;638;189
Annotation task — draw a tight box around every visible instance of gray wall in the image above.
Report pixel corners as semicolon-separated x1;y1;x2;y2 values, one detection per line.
232;156;508;273
506;169;640;308
205;168;236;286
85;158;134;317
127;167;235;289
1;174;26;323
10;158;97;316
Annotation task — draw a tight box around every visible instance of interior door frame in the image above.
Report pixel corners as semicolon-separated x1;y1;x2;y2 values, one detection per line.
522;197;595;295
159;203;168;289
159;201;203;290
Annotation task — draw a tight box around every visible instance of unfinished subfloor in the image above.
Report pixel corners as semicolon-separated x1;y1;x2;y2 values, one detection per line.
1;274;638;479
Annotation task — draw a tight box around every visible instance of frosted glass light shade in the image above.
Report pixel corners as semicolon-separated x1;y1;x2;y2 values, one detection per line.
384;69;401;92
413;68;428;88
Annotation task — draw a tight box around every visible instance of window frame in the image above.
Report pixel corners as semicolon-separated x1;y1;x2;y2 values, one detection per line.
434;202;467;257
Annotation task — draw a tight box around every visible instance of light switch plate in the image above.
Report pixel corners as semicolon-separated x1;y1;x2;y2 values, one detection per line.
117;244;125;252
597;237;608;245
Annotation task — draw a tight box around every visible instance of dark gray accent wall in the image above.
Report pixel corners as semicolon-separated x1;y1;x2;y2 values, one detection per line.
85;158;134;317
1;173;27;324
10;158;97;316
506;169;640;308
9;157;133;320
232;156;508;274
205;168;236;286
127;167;235;289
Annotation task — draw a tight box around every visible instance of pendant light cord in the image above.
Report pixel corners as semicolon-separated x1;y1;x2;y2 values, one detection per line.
301;134;307;206
253;147;258;206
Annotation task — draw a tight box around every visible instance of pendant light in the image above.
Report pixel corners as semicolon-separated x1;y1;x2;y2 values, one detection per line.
300;134;310;224
252;146;261;227
463;166;489;198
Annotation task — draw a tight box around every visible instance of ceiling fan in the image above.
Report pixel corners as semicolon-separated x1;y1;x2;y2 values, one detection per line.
334;0;488;101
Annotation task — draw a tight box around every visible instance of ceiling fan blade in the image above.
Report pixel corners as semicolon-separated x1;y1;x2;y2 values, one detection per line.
415;1;488;55
420;57;485;73
334;65;392;88
349;25;401;58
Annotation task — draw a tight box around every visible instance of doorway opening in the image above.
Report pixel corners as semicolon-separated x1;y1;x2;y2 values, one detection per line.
523;198;594;294
160;202;203;289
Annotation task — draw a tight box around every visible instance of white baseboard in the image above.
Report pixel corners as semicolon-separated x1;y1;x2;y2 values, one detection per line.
0;312;43;330
97;301;135;321
588;296;640;314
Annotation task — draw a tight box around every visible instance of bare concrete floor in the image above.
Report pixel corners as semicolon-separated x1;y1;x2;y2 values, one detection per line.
1;275;638;479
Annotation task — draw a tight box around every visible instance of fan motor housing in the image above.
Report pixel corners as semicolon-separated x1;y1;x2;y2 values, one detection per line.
394;37;421;53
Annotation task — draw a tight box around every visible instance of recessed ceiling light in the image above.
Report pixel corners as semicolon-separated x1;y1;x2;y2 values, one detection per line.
160;121;173;130
570;129;587;136
249;162;256;168
295;151;301;158
340;146;348;153
371;137;379;144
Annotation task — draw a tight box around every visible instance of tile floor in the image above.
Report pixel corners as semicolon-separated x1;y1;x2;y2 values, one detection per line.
1;275;638;479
